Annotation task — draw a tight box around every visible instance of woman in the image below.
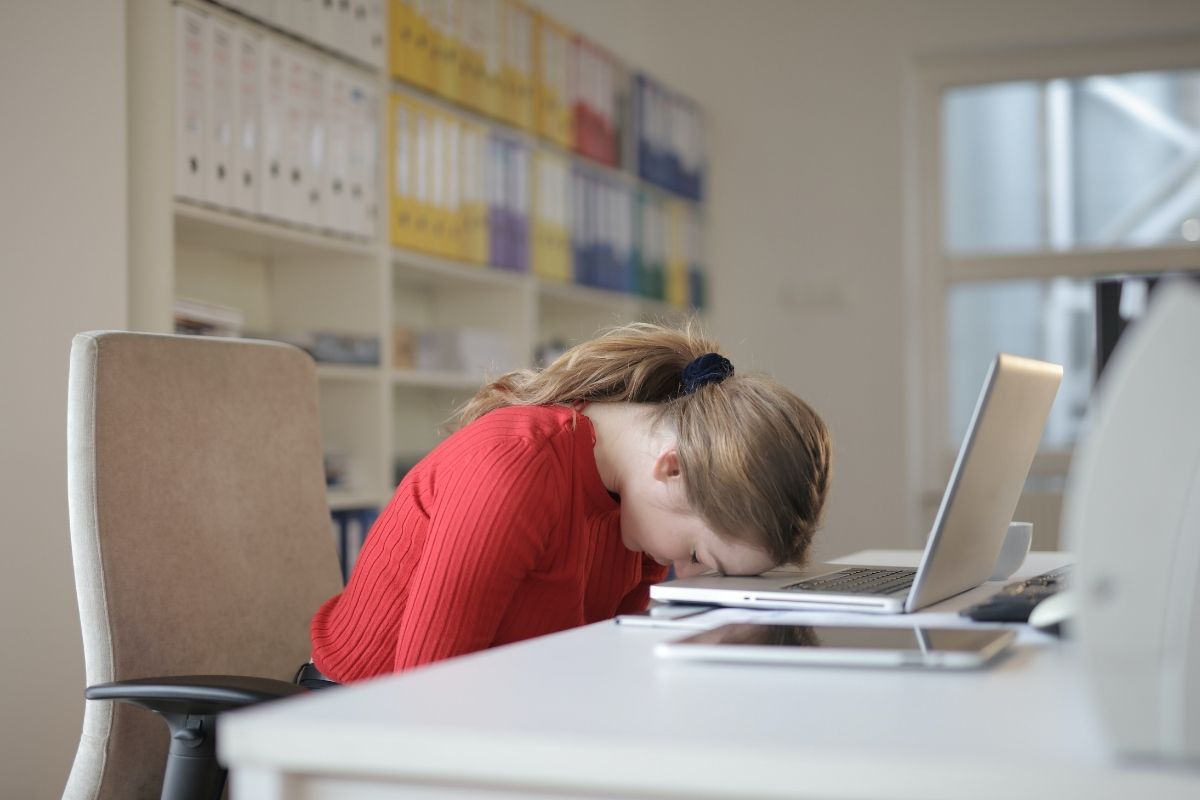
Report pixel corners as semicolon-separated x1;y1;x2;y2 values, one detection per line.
308;322;832;682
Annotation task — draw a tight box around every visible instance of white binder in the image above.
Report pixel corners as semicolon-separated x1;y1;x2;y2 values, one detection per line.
258;35;288;222
324;64;352;234
205;17;236;209
357;81;379;239
231;26;260;216
282;46;310;226
362;0;387;70
316;0;343;56
303;54;327;229
174;5;208;203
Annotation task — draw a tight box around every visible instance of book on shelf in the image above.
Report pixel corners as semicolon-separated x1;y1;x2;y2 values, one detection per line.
277;330;381;365
415;327;516;376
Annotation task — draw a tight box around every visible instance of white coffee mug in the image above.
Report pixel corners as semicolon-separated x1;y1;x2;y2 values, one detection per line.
990;521;1033;581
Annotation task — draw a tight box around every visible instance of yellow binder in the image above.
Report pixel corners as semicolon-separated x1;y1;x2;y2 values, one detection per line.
533;11;572;149
500;0;534;131
390;0;434;90
665;199;689;308
532;149;570;282
460;118;490;265
388;92;419;250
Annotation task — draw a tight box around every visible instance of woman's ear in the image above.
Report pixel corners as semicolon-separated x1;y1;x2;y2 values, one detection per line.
651;449;682;482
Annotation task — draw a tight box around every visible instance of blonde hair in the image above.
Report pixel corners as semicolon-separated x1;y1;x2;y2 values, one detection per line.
451;322;832;566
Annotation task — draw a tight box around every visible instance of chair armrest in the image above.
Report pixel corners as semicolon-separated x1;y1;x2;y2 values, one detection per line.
86;674;305;717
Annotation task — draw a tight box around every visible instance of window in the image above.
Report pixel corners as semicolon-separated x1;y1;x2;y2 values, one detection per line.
930;62;1200;453
911;40;1200;545
944;70;1200;256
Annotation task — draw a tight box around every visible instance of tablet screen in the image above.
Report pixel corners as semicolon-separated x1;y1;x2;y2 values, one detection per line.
681;624;1007;652
658;623;1015;668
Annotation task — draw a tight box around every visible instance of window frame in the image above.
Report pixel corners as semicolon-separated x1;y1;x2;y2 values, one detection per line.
905;35;1200;544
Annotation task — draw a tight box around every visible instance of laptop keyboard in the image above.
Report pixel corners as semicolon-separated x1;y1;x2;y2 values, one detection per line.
780;567;917;596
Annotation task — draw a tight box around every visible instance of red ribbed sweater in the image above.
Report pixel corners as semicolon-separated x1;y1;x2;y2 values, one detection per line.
311;404;666;681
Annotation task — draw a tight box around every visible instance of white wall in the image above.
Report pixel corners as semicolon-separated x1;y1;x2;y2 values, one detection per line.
0;1;127;797
536;0;1200;562
6;1;1200;797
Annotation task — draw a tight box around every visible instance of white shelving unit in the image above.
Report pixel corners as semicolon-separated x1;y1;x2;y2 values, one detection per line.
129;0;700;514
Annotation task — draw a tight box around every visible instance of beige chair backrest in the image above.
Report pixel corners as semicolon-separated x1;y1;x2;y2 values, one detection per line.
63;332;344;800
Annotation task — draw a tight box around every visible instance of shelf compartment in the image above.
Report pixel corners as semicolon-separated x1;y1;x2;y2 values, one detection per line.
391;368;487;391
392;247;530;290
175;200;377;261
316;364;383;382
327;487;388;512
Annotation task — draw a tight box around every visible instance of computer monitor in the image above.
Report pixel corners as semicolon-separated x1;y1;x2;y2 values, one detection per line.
1094;271;1200;380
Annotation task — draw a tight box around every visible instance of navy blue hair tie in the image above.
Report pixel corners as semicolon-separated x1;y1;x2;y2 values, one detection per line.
682;353;734;395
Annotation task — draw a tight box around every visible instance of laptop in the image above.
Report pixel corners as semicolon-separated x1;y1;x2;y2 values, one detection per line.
650;353;1063;614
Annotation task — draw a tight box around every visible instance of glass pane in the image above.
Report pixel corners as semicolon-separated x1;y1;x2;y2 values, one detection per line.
943;70;1200;255
946;279;1095;450
943;82;1044;254
1075;71;1200;247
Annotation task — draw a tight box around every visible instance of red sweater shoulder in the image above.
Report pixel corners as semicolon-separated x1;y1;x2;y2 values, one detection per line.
311;403;644;681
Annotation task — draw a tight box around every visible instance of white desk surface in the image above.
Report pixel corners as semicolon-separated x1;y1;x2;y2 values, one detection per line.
219;551;1200;799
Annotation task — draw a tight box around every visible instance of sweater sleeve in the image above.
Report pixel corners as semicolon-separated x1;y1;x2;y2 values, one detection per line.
392;438;560;671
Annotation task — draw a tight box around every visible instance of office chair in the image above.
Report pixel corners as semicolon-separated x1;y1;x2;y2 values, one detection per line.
62;332;344;800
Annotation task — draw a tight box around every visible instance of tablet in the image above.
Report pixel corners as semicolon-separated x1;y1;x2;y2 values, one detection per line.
654;623;1015;669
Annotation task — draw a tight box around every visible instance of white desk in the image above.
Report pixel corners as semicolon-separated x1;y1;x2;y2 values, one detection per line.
219;551;1200;799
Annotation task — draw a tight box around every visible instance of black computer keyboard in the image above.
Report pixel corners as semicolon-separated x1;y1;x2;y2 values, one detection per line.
960;565;1073;623
781;567;917;596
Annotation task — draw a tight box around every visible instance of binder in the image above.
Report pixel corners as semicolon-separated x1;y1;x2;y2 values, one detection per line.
351;76;379;239
363;0;387;70
316;0;342;56
534;12;572;149
389;0;423;88
572;37;593;161
665;199;688;308
457;0;486;113
258;35;289;221
614;182;633;293
282;45;310;225
174;5;208;203
512;139;529;271
291;0;319;44
445;111;465;259
388;92;415;247
205;17;236;209
463;118;492;263
460;119;489;264
325;65;352;234
532;150;570;282
687;207;705;309
429;0;461;103
487;133;511;268
231;26;261;216
635;193;665;301
302;52;327;228
501;0;533;131
569;167;587;286
479;0;502;119
411;97;436;251
632;73;706;202
427;109;448;255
